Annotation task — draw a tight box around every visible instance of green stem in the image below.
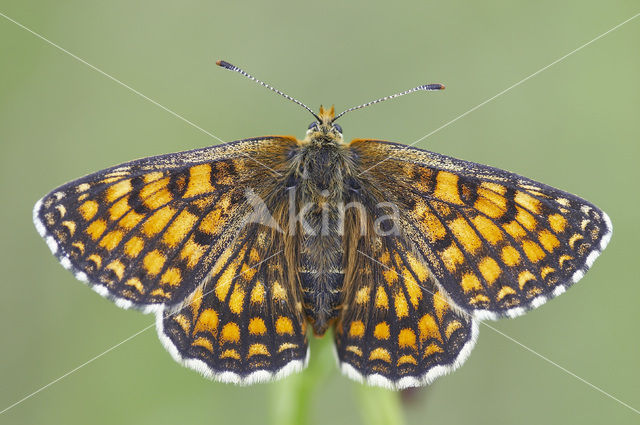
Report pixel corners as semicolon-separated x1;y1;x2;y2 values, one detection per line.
269;334;335;425
355;384;406;425
269;331;406;425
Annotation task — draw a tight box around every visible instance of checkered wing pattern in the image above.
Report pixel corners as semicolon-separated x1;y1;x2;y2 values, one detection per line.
159;223;308;383
34;137;296;310
34;136;309;381
350;139;612;320
335;234;477;390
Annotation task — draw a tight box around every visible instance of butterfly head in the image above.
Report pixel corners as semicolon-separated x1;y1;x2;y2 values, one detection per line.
305;105;344;143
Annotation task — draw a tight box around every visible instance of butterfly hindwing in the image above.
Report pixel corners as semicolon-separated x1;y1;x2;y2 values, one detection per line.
335;232;477;389
159;223;309;382
350;139;612;319
33;136;299;312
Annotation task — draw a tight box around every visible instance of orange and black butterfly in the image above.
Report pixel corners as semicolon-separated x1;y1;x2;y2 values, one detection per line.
34;60;611;389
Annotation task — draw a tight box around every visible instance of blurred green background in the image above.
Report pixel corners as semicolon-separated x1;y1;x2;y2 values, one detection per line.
1;1;638;424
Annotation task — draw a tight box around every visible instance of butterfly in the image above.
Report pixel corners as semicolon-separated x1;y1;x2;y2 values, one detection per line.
33;60;612;389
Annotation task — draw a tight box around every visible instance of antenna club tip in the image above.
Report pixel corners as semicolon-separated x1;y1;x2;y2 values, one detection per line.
216;60;233;69
421;83;445;91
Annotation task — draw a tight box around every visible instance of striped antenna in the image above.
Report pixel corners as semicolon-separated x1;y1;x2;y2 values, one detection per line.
332;83;444;123
216;60;321;122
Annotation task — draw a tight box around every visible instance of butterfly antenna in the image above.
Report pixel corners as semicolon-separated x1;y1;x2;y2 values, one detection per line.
332;83;445;122
217;60;321;122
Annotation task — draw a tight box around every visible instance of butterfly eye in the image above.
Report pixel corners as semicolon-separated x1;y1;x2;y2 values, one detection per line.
308;122;318;130
333;123;343;134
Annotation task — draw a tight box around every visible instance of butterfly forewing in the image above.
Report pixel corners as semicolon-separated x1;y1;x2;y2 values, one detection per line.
34;137;297;311
350;139;612;320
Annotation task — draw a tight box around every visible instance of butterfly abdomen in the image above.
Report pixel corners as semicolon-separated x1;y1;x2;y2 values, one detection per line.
292;142;351;335
298;207;345;335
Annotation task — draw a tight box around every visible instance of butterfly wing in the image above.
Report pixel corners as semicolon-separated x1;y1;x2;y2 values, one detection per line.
350;139;612;320
35;136;309;381
159;222;308;382
335;231;477;389
33;136;298;312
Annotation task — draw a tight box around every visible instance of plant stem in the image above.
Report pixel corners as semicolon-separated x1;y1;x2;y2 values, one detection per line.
355;384;406;425
269;334;334;425
269;331;406;425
